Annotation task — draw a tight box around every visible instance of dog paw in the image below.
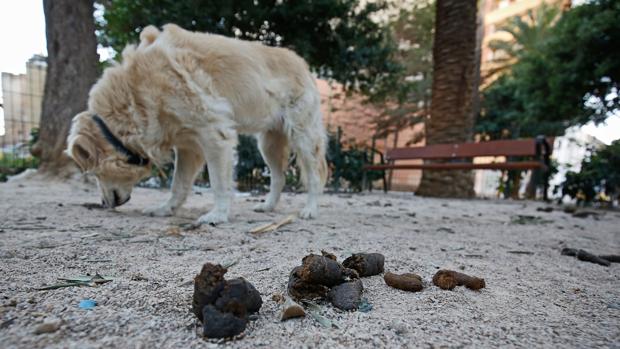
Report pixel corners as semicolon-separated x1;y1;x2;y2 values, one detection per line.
299;206;318;220
253;202;275;212
197;210;229;225
143;204;174;217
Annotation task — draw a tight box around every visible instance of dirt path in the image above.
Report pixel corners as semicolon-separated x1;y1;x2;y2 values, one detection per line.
0;179;619;348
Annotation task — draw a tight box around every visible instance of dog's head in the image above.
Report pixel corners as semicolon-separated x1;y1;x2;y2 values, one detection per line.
66;112;151;208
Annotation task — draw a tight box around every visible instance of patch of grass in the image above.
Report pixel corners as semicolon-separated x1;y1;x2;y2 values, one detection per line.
0;152;39;182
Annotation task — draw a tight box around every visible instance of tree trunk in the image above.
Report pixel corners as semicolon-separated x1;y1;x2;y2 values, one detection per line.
472;0;485;120
416;0;478;198
34;0;99;176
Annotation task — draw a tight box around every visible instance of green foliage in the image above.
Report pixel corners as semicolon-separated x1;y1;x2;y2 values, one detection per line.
486;2;560;77
234;130;381;193
0;127;41;182
234;134;302;192
235;135;268;192
477;75;568;139
136;161;173;188
0;153;39;182
538;0;620;125
29;128;40;147
97;0;400;93
371;1;434;139
477;3;565;139
284;165;302;192
327;128;382;192
557;140;620;205
479;0;620;140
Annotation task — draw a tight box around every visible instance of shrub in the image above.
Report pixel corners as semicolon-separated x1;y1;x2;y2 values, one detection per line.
557;140;620;205
327;128;383;192
235;135;268;192
234;130;381;193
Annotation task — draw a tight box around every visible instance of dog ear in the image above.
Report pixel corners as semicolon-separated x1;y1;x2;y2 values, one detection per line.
67;136;97;172
139;25;160;48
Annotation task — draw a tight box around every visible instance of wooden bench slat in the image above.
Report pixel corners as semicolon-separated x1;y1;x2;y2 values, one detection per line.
363;137;554;198
386;138;553;161
364;161;546;171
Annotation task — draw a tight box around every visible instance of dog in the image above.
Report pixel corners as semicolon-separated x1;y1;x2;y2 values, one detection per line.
66;24;327;224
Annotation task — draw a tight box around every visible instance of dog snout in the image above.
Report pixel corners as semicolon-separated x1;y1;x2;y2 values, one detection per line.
118;194;131;206
112;190;130;207
112;190;120;207
102;190;130;208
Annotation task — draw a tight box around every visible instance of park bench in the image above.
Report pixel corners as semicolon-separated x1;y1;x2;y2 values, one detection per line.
363;136;554;199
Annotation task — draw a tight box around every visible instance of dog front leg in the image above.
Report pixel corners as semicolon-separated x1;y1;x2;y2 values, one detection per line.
196;135;235;225
143;147;205;217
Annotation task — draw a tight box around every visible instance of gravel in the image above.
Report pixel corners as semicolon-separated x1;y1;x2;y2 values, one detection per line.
0;179;619;348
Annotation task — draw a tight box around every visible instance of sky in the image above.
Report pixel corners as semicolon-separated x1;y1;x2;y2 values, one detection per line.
0;0;46;136
0;0;618;143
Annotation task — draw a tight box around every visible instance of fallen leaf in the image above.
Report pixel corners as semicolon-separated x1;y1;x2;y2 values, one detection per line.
221;258;240;269
304;302;339;328
510;215;552;225
166;227;183;237
249;215;296;234
37;274;114;290
507;250;534;255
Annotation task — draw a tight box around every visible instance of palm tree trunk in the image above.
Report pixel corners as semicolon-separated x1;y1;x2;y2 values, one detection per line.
416;0;479;198
34;0;99;177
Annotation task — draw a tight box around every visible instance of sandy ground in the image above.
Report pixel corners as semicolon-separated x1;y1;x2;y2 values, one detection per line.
0;179;619;349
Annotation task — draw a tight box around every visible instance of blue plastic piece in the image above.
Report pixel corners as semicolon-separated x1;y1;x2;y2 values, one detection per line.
79;299;97;310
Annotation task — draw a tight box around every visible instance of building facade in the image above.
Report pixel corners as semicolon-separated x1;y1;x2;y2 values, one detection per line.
0;55;46;150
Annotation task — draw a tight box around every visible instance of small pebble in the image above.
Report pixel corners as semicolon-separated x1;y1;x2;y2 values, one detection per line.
280;298;305;321
389;320;408;335
34;320;61;335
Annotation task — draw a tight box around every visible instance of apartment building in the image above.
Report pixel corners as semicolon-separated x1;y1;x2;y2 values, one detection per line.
0;55;46;149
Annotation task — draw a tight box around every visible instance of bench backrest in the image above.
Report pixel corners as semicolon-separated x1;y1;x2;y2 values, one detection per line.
386;138;554;161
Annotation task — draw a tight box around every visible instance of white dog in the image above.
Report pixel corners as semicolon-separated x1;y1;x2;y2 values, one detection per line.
66;24;327;224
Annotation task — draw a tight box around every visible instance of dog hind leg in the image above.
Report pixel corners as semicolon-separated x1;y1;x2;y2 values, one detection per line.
254;130;289;212
290;110;327;219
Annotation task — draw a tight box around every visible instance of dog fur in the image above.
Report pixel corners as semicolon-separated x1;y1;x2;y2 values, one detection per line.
66;24;327;224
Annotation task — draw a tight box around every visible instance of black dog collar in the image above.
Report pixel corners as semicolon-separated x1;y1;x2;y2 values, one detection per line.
92;114;149;166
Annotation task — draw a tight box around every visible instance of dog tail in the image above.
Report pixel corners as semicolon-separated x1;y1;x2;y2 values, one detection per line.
139;25;160;48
